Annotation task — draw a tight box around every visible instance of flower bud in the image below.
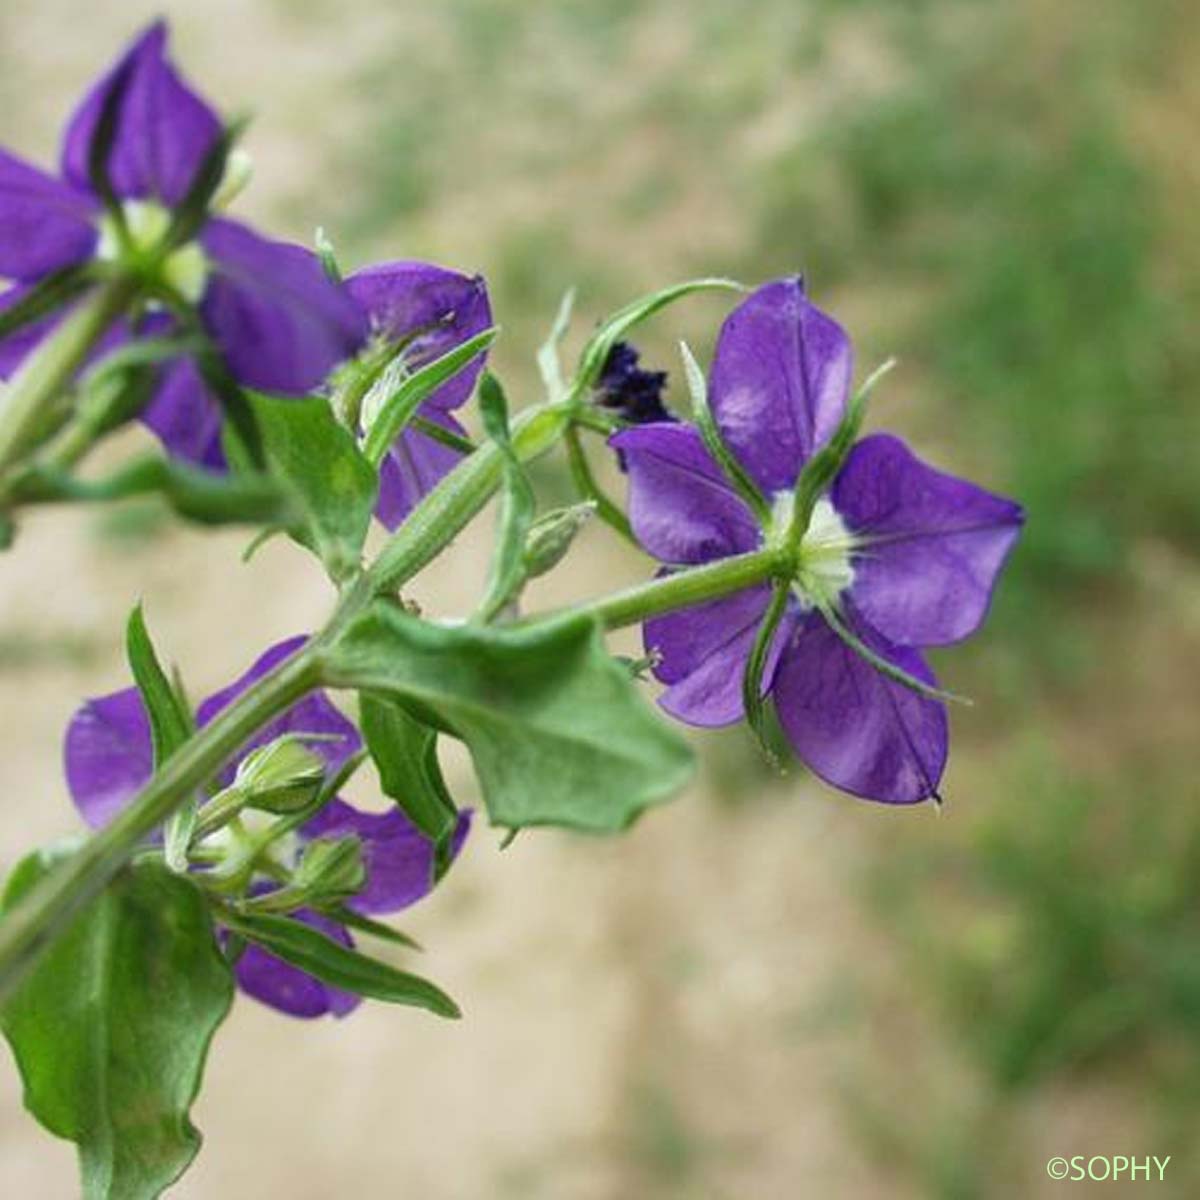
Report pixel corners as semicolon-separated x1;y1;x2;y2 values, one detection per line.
522;502;595;579
233;736;326;814
294;835;366;901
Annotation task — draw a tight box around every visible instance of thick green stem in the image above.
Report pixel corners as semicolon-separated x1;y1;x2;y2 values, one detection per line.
369;399;571;591
0;279;134;477
0;638;321;1001
560;547;783;630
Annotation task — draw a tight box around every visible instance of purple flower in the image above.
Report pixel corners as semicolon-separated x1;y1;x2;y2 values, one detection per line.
612;278;1024;804
64;637;470;1018
0;22;364;467
344;262;492;528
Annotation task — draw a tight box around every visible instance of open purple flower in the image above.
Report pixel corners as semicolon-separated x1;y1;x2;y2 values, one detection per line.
344;262;492;528
612;278;1024;804
0;21;364;467
64;637;470;1018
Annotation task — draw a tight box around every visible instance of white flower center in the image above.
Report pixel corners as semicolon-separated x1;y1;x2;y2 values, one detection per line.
95;200;209;303
770;492;857;609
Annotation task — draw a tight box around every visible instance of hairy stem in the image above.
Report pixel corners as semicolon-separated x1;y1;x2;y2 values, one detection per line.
0;279;134;478
369;399;571;591
560;547;783;630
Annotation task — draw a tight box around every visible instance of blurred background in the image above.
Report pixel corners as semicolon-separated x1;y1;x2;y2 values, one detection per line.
1;0;1198;1195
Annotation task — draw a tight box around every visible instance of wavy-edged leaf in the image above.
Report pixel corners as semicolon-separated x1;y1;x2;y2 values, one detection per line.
324;604;694;832
0;852;233;1200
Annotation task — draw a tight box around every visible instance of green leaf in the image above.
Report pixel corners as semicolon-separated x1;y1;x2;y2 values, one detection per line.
14;454;295;527
218;909;459;1018
126;606;197;872
574;278;744;397
476;373;537;622
0;853;233;1200
324;604;695;832
360;695;458;880
247;393;378;582
319;904;422;951
360;327;497;468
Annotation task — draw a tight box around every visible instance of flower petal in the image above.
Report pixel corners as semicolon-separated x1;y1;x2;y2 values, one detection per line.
200;218;365;394
345;261;492;412
139;357;226;469
709;277;852;493
374;408;470;530
834;434;1024;646
196;637;361;786
64;687;153;829
645;584;790;726
233;906;361;1019
773;610;947;804
302;802;472;915
0;149;96;280
60;21;222;205
611;423;760;564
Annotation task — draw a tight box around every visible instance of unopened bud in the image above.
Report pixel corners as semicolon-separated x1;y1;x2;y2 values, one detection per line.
523;502;595;578
294;835;366;901
234;736;326;814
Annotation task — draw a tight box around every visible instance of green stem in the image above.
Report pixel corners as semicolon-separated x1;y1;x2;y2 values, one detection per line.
0;636;322;1001
0;279;134;478
369;399;572;591
559;547;783;630
564;426;635;545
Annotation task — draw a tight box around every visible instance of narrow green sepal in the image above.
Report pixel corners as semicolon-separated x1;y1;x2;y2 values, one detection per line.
361;327;498;467
0;265;93;342
125;605;196;872
86;58;136;230
476;373;536;622
573;277;745;401
818;601;970;706
789;357;895;548
564;426;635;545
680;339;771;524
741;581;790;763
537;286;576;400
166;113;252;250
314;227;342;283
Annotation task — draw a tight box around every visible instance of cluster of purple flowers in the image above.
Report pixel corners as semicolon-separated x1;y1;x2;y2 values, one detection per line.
6;23;1022;1020
66;638;470;1018
0;22;492;524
